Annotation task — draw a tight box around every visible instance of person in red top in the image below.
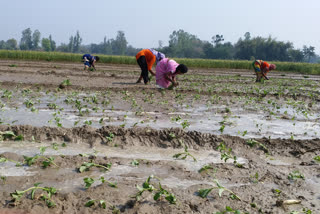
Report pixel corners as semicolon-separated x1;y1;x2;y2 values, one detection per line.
252;60;276;82
135;49;159;84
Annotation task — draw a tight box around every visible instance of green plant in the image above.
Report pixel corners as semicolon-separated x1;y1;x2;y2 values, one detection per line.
85;198;120;213
288;170;305;181
0;157;22;166
272;189;282;197
197;179;241;201
78;161;112;173
84;177;95;189
246;139;269;153
0;131;16;141
100;176;117;188
105;133;114;142
23;147;58;168
215;206;242;214
59;79;71;88
131;159;140;166
173;145;197;162
133;175;177;204
250;172;259;183
1;176;6;184
217;143;243;168
198;165;214;173
219;124;225;133
181;120;190;129
10;183;57;208
313;156;320;162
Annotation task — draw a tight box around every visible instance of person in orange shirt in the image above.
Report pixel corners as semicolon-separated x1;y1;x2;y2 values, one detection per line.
136;49;165;84
252;60;276;82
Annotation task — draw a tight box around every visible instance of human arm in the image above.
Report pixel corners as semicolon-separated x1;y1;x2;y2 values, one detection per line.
91;60;96;70
165;73;178;86
149;69;156;76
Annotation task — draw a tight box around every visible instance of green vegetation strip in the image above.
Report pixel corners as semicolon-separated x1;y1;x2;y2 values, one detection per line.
1;50;320;74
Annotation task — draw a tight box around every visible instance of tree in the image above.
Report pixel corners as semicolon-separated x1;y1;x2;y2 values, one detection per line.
68;36;74;52
302;45;316;62
0;40;5;49
167;29;204;58
49;35;56;51
32;30;41;50
20;28;33;50
5;39;18;50
212;34;224;46
41;38;51;51
73;31;82;53
288;49;304;62
244;32;251;40
112;31;127;55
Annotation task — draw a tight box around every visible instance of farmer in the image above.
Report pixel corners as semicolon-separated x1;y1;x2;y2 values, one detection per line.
82;54;100;71
136;49;165;84
156;58;188;89
252;59;276;82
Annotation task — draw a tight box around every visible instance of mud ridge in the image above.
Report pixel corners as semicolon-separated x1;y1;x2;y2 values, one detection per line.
1;125;319;157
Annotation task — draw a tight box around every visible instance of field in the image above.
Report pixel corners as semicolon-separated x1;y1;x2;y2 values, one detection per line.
0;59;320;214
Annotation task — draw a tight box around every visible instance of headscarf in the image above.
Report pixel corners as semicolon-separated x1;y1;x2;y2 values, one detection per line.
269;64;276;70
149;49;165;64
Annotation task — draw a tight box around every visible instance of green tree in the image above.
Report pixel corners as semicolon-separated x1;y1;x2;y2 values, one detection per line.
0;40;5;49
288;49;304;62
68;36;74;52
49;35;56;51
5;39;18;50
112;31;127;55
20;28;33;50
302;45;316;62
212;34;224;46
32;30;41;50
41;38;51;51
167;29;204;58
73;31;82;53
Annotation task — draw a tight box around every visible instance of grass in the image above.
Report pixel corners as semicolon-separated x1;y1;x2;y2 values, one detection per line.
1;50;320;74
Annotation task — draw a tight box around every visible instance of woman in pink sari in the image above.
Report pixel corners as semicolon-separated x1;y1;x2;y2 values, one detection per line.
155;58;188;89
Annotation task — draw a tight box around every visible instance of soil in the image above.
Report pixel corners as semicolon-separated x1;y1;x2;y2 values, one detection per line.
0;60;319;214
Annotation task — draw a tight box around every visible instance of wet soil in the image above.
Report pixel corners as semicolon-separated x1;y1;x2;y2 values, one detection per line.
0;60;320;213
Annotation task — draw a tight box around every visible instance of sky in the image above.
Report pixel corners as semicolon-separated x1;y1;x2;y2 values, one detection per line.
1;0;320;54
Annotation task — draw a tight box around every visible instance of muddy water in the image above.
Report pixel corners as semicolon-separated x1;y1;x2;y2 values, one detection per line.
1;89;320;140
0;141;246;193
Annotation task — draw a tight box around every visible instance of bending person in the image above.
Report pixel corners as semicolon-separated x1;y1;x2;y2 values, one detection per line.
156;58;188;89
252;59;276;82
82;54;100;71
136;49;165;84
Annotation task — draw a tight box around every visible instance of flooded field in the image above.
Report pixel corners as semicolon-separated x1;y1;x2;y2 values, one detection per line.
0;60;320;213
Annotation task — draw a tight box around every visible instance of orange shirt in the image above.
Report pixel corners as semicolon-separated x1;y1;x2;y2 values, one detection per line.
261;61;270;72
136;49;156;71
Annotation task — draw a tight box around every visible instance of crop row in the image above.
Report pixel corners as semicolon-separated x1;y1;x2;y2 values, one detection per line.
1;50;320;74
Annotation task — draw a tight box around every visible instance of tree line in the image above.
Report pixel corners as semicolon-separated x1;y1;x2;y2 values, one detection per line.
0;28;318;63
